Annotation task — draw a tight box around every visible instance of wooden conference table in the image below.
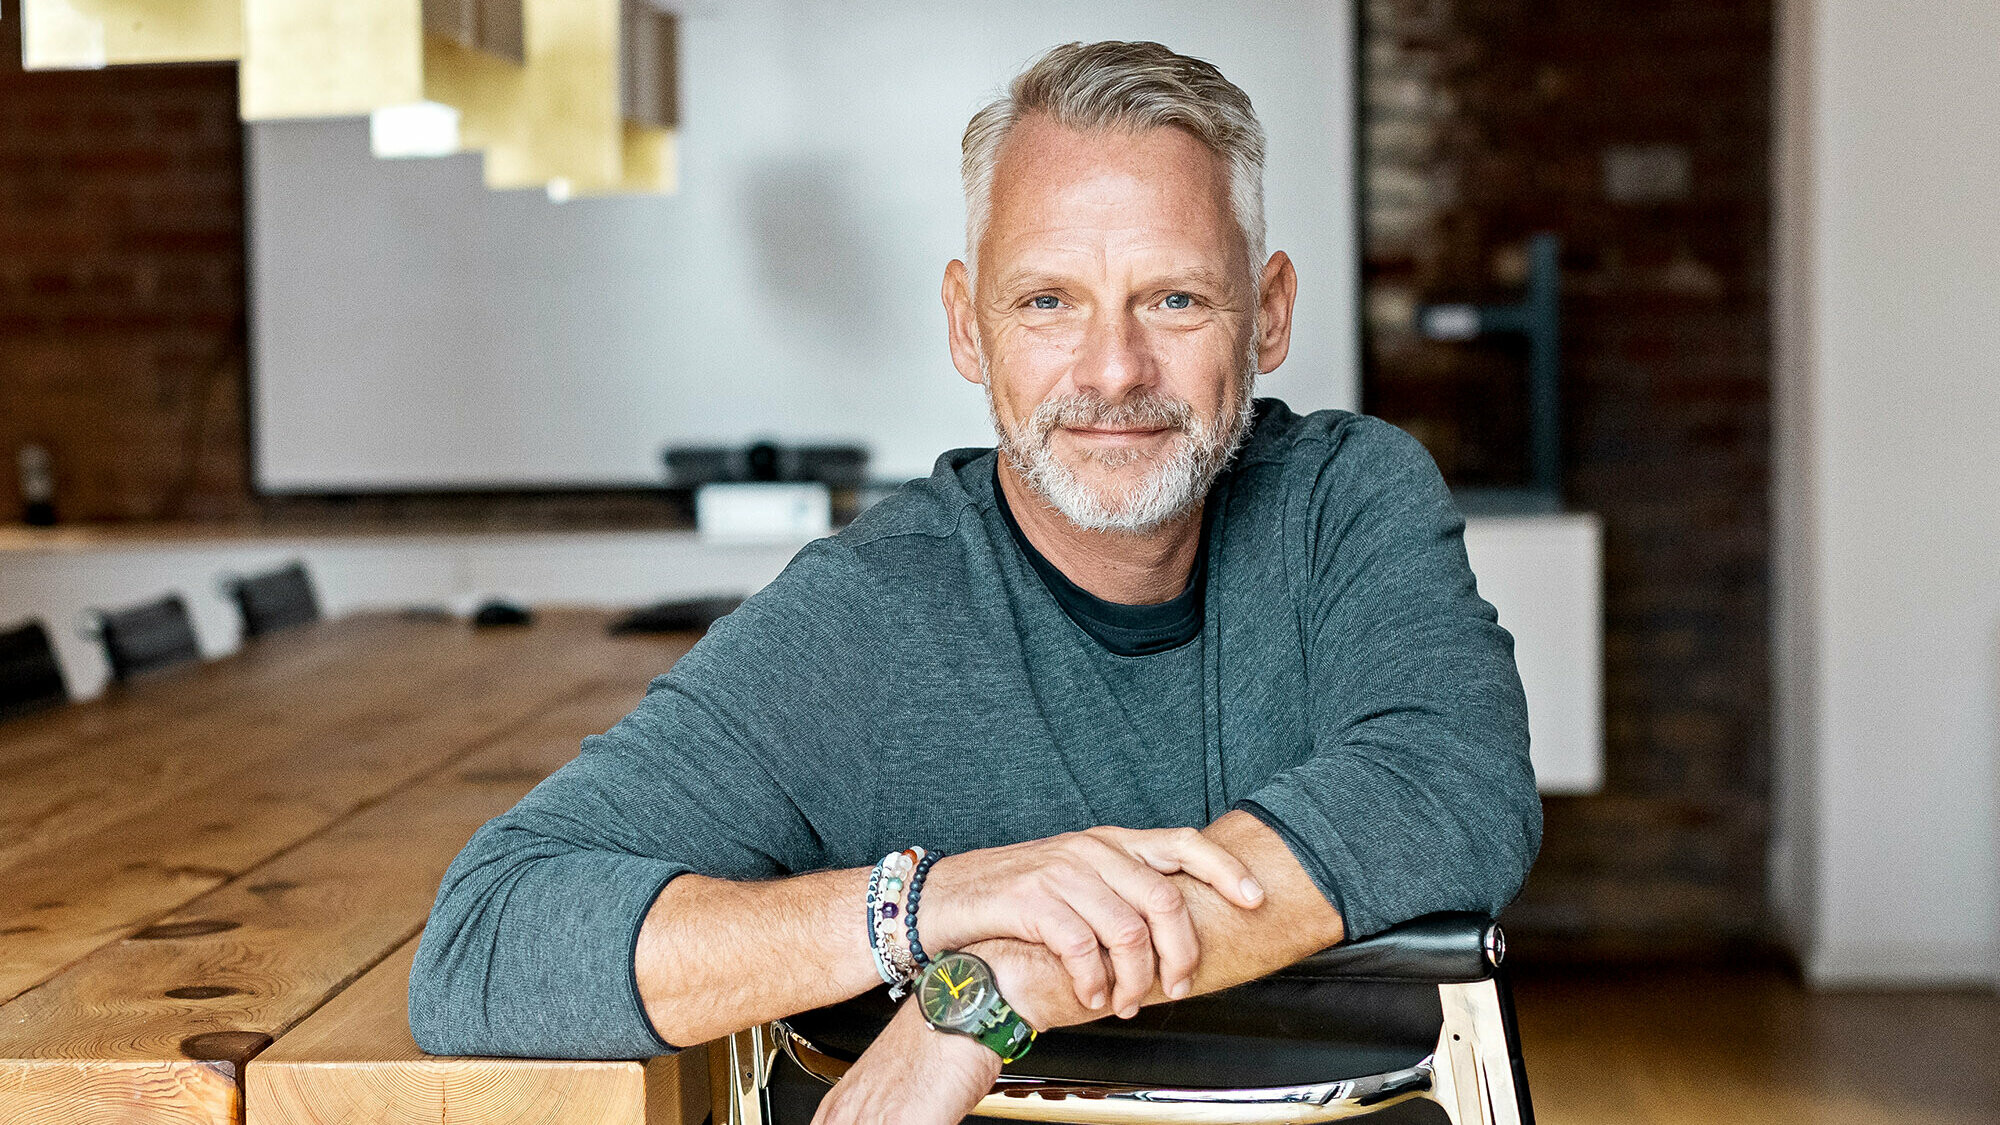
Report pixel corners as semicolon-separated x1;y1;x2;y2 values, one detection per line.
0;611;715;1124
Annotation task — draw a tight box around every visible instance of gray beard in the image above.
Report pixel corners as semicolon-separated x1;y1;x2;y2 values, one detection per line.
985;353;1258;534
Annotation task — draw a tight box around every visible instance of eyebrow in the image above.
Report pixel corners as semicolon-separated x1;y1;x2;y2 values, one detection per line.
1150;267;1237;293
990;267;1238;299
989;272;1074;298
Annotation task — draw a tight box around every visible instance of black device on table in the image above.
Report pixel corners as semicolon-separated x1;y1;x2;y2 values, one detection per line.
607;596;744;636
472;600;534;628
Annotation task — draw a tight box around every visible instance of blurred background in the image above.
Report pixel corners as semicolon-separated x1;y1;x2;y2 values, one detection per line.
0;0;1994;1121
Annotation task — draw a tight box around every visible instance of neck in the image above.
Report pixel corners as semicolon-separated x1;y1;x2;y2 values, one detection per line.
996;458;1205;605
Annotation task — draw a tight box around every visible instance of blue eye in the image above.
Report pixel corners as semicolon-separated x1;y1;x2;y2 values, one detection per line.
1030;295;1061;310
1163;293;1193;310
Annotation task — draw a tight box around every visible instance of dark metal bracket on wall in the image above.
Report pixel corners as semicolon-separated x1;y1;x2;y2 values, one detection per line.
1415;233;1563;515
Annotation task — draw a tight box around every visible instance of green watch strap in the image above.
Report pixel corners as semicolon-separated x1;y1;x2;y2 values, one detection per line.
974;998;1036;1063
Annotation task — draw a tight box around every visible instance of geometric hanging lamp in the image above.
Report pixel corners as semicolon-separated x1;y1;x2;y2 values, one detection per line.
476;0;623;195
371;0;526;158
16;0;677;197
468;0;677;198
589;0;677;196
20;0;242;69
239;0;427;121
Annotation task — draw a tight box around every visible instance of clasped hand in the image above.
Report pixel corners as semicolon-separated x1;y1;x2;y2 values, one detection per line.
810;826;1263;1125
919;825;1264;1020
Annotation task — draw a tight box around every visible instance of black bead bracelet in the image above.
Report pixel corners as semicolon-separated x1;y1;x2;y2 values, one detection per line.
903;848;941;969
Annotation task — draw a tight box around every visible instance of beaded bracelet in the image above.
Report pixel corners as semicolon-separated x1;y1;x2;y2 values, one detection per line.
862;856;899;986
903;848;941;971
865;847;928;989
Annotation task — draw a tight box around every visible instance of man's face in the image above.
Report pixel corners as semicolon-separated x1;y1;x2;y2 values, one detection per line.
946;117;1285;532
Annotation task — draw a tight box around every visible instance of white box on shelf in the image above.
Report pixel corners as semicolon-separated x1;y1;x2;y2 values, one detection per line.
695;482;832;544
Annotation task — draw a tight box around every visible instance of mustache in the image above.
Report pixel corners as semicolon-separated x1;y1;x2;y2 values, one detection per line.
1027;391;1199;442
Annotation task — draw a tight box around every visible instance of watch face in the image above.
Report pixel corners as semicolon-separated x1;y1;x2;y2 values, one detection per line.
918;951;994;1032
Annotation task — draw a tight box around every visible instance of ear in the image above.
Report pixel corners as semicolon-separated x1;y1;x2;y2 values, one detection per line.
942;259;985;385
1254;251;1298;374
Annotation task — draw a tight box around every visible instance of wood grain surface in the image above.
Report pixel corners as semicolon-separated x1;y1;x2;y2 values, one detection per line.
0;614;412;773
0;615;687;1006
0;616;573;871
246;940;710;1125
0;616;691;1124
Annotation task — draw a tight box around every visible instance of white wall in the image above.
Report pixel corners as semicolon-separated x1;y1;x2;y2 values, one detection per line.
249;0;1358;491
1772;0;2000;987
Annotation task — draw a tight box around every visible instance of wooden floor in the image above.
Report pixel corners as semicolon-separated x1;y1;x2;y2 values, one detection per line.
1514;969;2000;1125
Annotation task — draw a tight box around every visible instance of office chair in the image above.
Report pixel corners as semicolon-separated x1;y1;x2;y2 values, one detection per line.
0;618;69;721
85;594;202;682
717;913;1531;1125
222;560;322;639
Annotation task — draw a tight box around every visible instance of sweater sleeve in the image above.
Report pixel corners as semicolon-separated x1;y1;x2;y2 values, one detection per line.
408;540;878;1059
1234;417;1542;937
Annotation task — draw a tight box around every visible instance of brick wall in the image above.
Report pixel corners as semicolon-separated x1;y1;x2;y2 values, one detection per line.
1362;0;1775;959
0;1;252;522
0;3;682;530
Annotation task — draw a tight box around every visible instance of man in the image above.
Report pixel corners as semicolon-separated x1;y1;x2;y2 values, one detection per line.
411;40;1540;1125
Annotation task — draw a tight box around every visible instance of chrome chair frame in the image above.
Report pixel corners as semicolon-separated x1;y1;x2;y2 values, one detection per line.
714;923;1528;1125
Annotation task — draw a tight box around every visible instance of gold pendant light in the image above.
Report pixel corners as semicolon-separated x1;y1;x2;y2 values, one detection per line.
240;0;425;121
20;0;242;69
15;0;678;197
571;1;678;196
479;0;621;194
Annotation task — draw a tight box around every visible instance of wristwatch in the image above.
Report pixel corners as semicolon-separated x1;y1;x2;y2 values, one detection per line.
914;950;1037;1063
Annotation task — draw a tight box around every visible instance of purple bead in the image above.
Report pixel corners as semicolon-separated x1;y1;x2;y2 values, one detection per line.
880;902;899;918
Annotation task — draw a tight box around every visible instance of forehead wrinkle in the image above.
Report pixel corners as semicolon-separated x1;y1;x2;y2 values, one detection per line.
976;117;1243;278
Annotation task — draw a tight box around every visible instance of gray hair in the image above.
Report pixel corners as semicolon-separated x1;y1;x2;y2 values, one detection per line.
961;41;1268;283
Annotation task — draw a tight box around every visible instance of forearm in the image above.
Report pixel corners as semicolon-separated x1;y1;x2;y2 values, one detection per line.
972;810;1342;1029
634;812;1316;1046
635;867;883;1046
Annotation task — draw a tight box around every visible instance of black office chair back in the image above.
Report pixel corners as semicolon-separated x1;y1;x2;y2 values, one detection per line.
91;595;202;682
0;619;69;721
747;913;1534;1125
225;560;322;638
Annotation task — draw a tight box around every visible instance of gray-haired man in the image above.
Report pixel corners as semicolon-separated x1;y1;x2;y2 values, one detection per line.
411;40;1540;1124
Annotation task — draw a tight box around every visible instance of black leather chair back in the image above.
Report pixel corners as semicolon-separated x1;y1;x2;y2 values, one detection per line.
226;560;322;638
93;595;202;682
765;913;1521;1125
0;619;69;721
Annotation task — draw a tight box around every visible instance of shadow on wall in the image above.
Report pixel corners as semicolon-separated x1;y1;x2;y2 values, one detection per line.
738;154;901;369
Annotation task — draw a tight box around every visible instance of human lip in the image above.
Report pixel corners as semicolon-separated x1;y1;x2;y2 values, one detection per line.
1061;425;1173;439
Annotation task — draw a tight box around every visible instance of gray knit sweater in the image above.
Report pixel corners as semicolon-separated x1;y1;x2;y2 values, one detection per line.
408;402;1542;1059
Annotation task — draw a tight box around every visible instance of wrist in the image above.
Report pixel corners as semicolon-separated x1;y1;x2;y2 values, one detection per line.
925;1018;1007;1083
911;852;975;951
895;997;1004;1083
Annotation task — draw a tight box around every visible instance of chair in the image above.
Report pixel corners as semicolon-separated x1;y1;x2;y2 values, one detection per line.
223;560;322;639
723;913;1532;1125
0;619;69;721
88;594;202;682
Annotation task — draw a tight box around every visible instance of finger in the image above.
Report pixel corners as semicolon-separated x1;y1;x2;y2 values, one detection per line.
1049;869;1155;1016
1088;852;1200;999
1027;901;1111;1011
1120;827;1265;909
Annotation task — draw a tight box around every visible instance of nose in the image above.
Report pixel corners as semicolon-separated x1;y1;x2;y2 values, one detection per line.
1069;306;1158;402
